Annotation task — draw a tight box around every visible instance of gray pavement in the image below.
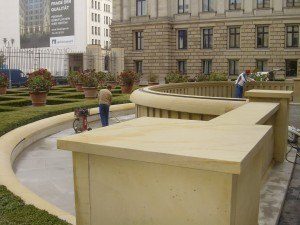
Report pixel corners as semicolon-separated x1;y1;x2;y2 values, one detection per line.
278;104;300;225
13;114;135;215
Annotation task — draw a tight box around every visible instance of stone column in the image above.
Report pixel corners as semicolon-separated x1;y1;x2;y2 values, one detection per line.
293;78;300;103
244;0;254;14
216;0;225;14
273;0;283;12
149;0;158;18
190;0;199;16
113;0;122;21
130;0;136;17
245;90;293;163
123;0;130;21
158;0;168;17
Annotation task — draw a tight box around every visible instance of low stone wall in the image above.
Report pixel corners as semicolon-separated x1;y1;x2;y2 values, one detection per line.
0;103;135;225
131;87;247;121
148;79;298;102
59;89;293;225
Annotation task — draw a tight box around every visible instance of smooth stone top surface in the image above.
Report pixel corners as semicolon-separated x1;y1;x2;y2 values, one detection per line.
210;102;279;125
58;117;272;174
245;89;293;99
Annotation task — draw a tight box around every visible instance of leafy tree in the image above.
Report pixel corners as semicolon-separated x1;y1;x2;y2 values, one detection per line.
0;52;5;69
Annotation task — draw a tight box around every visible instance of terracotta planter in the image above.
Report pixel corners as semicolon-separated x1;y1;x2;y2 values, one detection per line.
75;83;84;92
148;82;159;86
83;87;98;99
121;85;133;94
30;92;47;107
0;86;7;95
106;81;118;89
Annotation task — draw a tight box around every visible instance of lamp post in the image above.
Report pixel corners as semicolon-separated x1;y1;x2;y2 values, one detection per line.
3;38;15;89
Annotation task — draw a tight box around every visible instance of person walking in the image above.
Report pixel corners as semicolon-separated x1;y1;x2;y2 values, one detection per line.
98;85;112;127
235;70;254;98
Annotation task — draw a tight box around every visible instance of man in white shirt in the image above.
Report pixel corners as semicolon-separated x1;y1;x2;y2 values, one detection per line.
235;70;254;98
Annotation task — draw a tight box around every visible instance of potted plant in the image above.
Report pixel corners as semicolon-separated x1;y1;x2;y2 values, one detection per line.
27;69;53;106
68;71;83;92
0;73;8;95
208;72;228;81
195;73;209;82
165;71;188;84
81;70;99;99
96;71;107;88
135;73;143;85
105;73;118;89
117;70;137;94
148;73;159;86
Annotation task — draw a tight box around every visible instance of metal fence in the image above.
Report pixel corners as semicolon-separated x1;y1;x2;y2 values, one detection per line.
0;47;111;76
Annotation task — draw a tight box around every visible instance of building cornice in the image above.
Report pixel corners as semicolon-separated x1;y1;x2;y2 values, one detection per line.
111;14;300;28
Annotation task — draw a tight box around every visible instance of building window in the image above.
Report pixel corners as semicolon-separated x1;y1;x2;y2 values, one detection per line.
287;0;300;7
286;60;298;77
257;0;270;8
203;28;213;49
286;25;299;48
257;26;269;48
135;31;143;50
178;60;187;74
229;0;241;10
229;60;239;76
256;60;267;71
135;61;143;74
178;0;189;13
202;60;212;75
203;0;213;12
178;30;188;49
92;26;94;35
229;27;240;48
136;0;147;16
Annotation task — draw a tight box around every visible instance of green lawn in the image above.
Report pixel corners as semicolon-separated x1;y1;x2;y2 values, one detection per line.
0;86;131;224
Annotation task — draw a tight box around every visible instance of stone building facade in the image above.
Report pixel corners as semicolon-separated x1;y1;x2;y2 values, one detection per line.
111;0;300;81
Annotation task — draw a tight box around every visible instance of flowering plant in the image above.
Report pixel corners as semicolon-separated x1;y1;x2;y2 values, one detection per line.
117;70;137;86
195;72;228;82
96;71;107;86
105;73;117;83
68;71;82;86
148;73;159;83
165;71;188;83
80;70;99;88
27;69;53;93
250;72;268;82
0;73;8;87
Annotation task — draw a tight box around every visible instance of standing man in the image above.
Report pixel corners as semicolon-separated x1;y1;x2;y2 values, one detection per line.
98;85;112;127
235;70;254;98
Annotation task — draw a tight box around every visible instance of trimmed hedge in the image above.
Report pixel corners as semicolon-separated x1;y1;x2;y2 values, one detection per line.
0;99;32;107
0;94;130;137
0;185;71;225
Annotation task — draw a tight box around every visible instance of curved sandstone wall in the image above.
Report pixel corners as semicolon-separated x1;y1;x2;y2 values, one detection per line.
131;85;246;121
0;103;135;224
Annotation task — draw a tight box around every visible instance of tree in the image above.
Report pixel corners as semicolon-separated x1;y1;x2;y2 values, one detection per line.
0;52;5;69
